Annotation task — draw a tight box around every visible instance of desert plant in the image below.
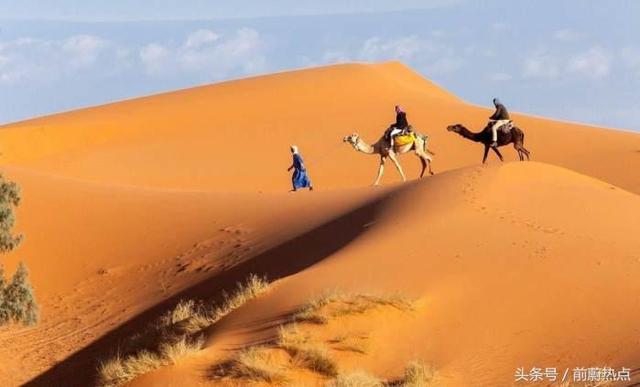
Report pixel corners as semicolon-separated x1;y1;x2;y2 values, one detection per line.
0;265;8;324
98;337;204;386
0;175;37;327
220;346;287;383
1;262;39;325
401;361;438;387
327;370;383;387
0;174;22;253
278;324;338;377
98;274;270;386
293;291;413;325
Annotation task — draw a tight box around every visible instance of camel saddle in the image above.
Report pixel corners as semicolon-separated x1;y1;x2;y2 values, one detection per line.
497;120;514;133
393;132;416;147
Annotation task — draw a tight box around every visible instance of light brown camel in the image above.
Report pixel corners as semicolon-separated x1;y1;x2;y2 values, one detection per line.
446;123;530;163
343;132;435;186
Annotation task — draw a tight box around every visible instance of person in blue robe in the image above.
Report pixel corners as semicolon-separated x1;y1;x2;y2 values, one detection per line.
287;145;313;191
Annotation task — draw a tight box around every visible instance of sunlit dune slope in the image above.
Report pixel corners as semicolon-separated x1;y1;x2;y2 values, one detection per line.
130;162;640;386
1;61;639;193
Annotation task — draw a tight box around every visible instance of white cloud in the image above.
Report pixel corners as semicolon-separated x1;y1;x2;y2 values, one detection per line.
0;34;127;84
139;43;172;76
139;28;267;79
323;35;463;75
566;47;610;78
62;35;110;68
359;36;426;62
0;29;266;85
185;29;220;48
523;47;611;80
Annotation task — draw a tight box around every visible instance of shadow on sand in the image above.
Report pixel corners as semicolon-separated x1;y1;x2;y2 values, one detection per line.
25;194;389;386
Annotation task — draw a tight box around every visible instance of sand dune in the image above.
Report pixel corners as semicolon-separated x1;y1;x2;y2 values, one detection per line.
0;62;638;386
1;62;639;193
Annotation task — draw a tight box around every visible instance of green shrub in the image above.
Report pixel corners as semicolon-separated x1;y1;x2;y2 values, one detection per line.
0;175;22;253
0;174;38;326
0;265;9;324
1;262;39;325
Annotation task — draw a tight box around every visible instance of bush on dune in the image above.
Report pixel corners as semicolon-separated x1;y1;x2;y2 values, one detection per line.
0;175;22;253
0;262;39;325
278;324;339;377
212;290;435;386
293;290;414;325
218;346;287;383
327;370;384;387
0;174;38;327
398;360;439;387
97;274;270;387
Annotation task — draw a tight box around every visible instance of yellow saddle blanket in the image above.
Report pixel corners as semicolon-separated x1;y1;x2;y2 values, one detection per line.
393;132;416;147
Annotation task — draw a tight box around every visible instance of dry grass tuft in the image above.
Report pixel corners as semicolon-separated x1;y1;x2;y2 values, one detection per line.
97;274;269;386
293;291;413;325
327;370;384;387
158;274;270;335
98;351;164;387
401;360;439;387
159;299;198;326
277;324;338;377
221;346;287;383
159;336;204;365
210;274;269;324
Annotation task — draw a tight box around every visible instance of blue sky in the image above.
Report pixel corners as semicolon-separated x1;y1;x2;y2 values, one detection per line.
1;1;640;130
0;1;464;20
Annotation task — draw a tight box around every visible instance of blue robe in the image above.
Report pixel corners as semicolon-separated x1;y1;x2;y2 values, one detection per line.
291;153;312;190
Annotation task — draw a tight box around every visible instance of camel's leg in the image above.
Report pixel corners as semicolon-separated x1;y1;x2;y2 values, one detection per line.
482;145;490;164
515;143;530;161
514;143;524;161
374;156;386;186
415;148;434;176
516;146;523;161
491;146;504;161
388;152;406;182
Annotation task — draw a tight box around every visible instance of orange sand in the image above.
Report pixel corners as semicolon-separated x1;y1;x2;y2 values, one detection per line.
0;62;639;386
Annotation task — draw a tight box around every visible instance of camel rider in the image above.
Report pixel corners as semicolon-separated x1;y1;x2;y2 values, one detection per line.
489;98;511;148
386;105;411;147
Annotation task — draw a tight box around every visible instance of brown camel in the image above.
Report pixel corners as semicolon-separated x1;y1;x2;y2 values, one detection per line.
343;132;434;186
446;123;530;163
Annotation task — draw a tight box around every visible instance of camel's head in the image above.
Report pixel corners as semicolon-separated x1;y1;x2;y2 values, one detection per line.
343;133;360;148
447;124;462;133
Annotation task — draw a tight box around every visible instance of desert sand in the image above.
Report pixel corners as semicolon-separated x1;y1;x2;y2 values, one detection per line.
0;61;639;386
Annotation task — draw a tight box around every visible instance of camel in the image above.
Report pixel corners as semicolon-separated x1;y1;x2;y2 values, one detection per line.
343;132;434;186
446;122;530;163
